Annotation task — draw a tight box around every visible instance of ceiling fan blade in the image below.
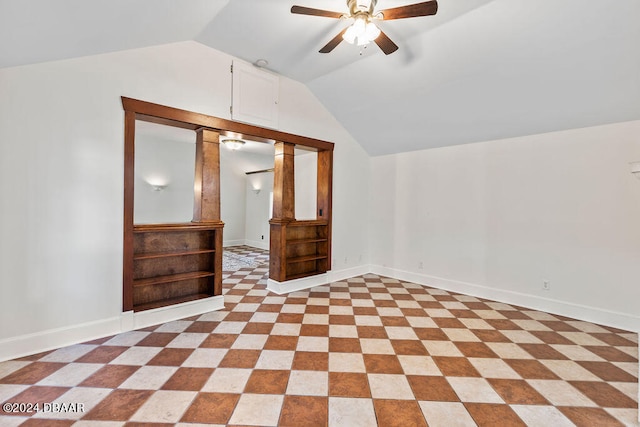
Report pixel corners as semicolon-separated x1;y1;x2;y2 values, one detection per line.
374;30;399;55
378;0;438;20
291;5;344;19
319;28;347;53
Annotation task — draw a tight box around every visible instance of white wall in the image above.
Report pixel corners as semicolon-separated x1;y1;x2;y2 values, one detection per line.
134;132;195;224
220;148;247;244
295;151;318;220
245;171;273;249
0;41;371;360
370;121;640;331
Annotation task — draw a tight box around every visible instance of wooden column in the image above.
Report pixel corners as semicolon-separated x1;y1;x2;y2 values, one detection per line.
270;141;295;281
122;111;136;312
272;141;295;220
193;128;221;222
193;128;223;296
317;149;333;268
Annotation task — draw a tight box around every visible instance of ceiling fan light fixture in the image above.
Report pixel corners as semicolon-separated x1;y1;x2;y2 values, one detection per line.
342;15;379;46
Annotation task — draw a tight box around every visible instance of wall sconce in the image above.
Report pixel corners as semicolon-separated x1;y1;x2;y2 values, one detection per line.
630;161;640;180
146;177;169;192
222;138;246;150
151;184;168;192
253;189;261;195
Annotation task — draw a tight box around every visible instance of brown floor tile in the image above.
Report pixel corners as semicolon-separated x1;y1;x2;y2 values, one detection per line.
284;297;308;305
372;299;398;307
364;354;404;374
418;301;445;309
540;321;580;332
559;406;625;427
225;312;253;322
432;318;466;329
518;344;568;360
185;321;220;333
75;346;129;363
279;395;328;427
485;319;522;330
136;333;178;347
300;324;329;336
373;400;427;427
401;308;429;317
487;379;549;405
432;357;481;377
199;333;238;348
465;403;527;427
292;351;329;371
381;317;411;327
329;338;362;353
14;351;54;362
329;372;371;397
390;340;428;355
590;333;638;347
505;359;560;379
5;386;70;415
257;303;283;312
407;375;459;401
569;381;638;408
218;349;261;369
241;296;264;304
329;315;356;325
584;346;638;362
449;309;481;319
241;322;273;335
577;361;638;382
530;331;575;345
472;330;511;342
463;302;492;310
414;328;449;341
330;299;352;307
82;336;114;345
83;389;153;420
276;313;304;323
353;307;379;316
264;335;299;350
1;362;66;384
244;369;290;394
20;420;74;427
161;367;214;391
454;342;499;358
434;295;456;302
306;305;329;314
80;364;140;388
147;348;194;366
180;392;240;424
497;310;531;320
357;326;388;339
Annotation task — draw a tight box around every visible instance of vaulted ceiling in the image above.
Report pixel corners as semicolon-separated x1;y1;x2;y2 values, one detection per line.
1;0;639;155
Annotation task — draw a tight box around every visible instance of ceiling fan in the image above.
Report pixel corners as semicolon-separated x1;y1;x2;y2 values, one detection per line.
291;0;438;55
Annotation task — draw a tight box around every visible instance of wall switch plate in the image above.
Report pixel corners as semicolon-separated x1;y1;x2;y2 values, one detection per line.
543;280;550;291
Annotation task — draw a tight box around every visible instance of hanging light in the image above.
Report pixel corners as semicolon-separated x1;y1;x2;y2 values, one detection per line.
342;15;380;46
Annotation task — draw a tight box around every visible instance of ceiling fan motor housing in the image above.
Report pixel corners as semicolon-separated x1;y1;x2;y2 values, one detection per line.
349;0;377;15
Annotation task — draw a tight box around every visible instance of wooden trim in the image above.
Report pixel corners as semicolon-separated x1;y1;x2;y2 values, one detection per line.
193;129;221;222
122;111;136;312
273;142;296;220
317;150;333;268
122;97;335;151
133;222;224;232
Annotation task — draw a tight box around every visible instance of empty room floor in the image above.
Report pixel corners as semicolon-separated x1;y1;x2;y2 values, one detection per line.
0;247;637;426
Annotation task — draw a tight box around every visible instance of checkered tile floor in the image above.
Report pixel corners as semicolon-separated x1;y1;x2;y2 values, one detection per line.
0;246;637;426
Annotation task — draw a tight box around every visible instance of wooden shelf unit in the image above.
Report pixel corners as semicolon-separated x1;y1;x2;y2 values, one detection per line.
130;223;222;312
271;220;329;282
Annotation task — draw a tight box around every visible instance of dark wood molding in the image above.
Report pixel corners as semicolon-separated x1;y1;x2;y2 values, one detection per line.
273;142;296;220
193;129;221;222
121;97;334;151
122;111;136;312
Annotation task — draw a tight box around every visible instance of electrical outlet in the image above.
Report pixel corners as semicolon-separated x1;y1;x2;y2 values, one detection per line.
543;280;550;291
418;261;424;269
261;235;264;240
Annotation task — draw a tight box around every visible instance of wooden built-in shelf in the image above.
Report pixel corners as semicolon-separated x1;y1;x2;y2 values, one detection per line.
286;238;328;245
133;271;215;287
134;249;215;261
287;254;328;264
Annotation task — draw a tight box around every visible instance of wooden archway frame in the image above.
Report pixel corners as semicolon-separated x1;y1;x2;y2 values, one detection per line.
122;97;334;312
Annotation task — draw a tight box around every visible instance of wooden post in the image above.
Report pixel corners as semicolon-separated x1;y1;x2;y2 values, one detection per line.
272;141;295;220
317;149;333;269
122;111;136;312
193;129;221;222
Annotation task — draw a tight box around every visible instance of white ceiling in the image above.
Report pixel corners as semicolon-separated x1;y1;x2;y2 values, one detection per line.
2;0;639;156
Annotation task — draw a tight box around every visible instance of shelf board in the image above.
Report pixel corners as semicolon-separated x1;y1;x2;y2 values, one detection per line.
286;238;328;245
286;254;328;264
133;293;214;312
134;223;223;233
133;271;214;287
134;248;215;260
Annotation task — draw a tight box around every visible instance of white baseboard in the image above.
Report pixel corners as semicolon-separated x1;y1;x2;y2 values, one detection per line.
244;239;269;250
371;265;640;333
223;239;245;247
267;273;329;294
126;295;225;331
0;296;225;363
0;316;122;362
329;265;371;282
